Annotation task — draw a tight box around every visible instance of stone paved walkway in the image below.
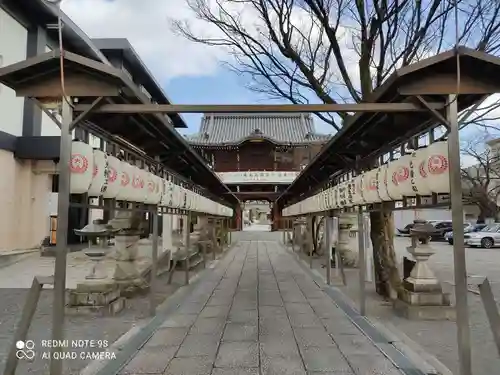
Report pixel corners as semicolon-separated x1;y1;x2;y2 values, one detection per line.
118;240;402;375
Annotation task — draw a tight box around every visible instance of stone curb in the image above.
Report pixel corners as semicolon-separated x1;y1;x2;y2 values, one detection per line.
78;243;237;375
287;246;453;375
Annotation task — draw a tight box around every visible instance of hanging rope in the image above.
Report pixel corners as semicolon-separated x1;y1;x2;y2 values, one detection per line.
46;0;74;111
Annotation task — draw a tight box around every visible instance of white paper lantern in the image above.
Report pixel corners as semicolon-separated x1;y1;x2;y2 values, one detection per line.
143;173;154;204
425;141;450;193
375;164;392;201
344;180;355;207
323;189;330;210
70;141;93;194
409;148;432;195
102;155;121;199
352;175;365;205
88;150;108;197
337;183;348;208
363;170;379;203
165;180;174;207
116;161;134;201
171;184;180;208
394;154;413;197
328;186;335;209
387;155;411;200
145;173;162;204
180;187;188;209
386;161;398;200
186;190;191;210
130;167;146;202
158;179;167;207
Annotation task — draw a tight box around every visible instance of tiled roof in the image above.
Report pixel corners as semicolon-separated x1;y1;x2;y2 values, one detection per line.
187;113;331;145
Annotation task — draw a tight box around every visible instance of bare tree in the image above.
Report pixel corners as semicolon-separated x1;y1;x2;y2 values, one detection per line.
461;132;500;223
172;0;500;297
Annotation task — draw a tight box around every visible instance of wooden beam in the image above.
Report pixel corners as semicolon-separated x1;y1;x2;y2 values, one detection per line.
73;102;446;114
398;73;500;95
16;72;120;98
414;95;451;128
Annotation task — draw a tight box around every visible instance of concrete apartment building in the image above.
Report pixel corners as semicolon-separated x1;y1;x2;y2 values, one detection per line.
0;0;186;252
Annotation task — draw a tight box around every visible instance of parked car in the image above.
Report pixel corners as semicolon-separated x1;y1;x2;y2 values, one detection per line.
428;221;453;241
396;223;415;236
464;224;500;248
443;223;488;245
397;220;451;240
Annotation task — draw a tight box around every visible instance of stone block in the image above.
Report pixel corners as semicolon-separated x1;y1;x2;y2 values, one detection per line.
398;289;451;306
215;341;259;368
393;299;456;321
177;334;220;357
65;297;126;316
402;279;443;293
68;288;121;307
223;323;258;342
75;280;117;293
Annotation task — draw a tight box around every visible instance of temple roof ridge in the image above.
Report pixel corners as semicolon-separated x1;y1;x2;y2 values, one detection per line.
188;112;331;146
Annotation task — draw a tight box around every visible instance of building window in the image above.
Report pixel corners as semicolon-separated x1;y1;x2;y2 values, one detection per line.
52;174;59;192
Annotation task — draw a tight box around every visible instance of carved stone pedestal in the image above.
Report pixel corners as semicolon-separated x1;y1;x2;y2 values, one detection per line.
66;280;125;316
337;213;358;267
394;221;455;320
112;234;149;297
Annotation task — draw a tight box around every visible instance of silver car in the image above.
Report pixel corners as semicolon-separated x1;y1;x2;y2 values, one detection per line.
464;224;500;248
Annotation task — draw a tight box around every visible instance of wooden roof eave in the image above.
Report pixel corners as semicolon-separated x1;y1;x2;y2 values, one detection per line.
277;46;500;205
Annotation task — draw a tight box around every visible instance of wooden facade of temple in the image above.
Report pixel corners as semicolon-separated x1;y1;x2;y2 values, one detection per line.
188;113;329;230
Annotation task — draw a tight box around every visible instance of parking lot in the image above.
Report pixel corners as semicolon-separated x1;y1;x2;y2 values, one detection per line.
393;236;500;298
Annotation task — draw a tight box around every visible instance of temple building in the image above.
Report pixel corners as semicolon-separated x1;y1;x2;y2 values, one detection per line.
188;113;330;230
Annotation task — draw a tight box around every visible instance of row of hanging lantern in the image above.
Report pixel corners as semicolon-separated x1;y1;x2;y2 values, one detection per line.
283;140;450;216
69;141;233;217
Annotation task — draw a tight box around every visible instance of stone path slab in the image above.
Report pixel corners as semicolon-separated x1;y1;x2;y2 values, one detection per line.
117;240;403;375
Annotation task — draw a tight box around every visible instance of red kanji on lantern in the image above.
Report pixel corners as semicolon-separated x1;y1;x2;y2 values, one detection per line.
428;155;448;174
369;178;377;190
132;176;141;189
419;161;427;178
121;172;130;186
109;167;117;182
393;166;409;185
70;154;89;173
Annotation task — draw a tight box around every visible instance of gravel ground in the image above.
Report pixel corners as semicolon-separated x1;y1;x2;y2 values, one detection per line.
0;264;203;375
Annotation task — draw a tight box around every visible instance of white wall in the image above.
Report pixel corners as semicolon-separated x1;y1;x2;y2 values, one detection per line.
40;45;64;136
0;8;27;136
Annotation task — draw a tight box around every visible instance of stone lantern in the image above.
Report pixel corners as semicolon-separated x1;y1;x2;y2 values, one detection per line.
337;213;358;267
394;219;455;320
108;210;149;296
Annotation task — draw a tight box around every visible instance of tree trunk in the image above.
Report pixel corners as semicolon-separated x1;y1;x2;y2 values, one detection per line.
369;207;401;299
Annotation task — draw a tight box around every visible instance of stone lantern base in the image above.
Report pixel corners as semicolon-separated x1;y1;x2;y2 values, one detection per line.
393;297;456;321
393;221;456;320
66;280;126;316
112;233;149;297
